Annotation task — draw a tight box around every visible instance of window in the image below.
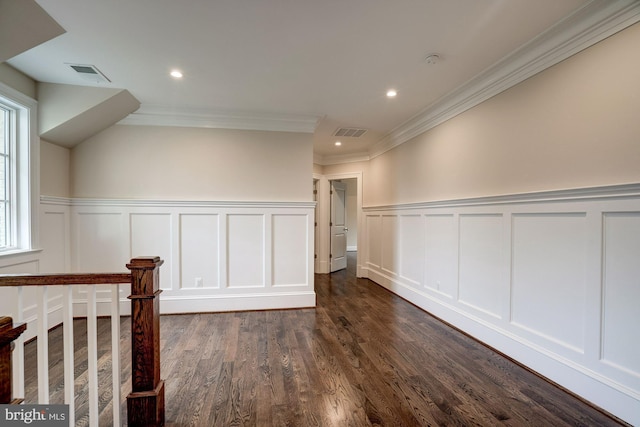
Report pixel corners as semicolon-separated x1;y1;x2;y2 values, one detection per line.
0;105;10;248
0;82;38;254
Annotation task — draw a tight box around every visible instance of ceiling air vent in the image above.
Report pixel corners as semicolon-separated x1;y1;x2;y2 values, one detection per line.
334;127;367;138
67;63;111;84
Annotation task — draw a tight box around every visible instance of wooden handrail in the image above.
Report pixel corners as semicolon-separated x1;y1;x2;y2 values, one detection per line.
0;257;165;426
0;273;131;287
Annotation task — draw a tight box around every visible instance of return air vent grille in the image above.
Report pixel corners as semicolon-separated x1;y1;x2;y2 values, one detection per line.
334;127;367;138
67;63;111;83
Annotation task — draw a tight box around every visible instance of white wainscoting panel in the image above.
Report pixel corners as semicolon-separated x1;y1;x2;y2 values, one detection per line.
362;184;640;426
75;212;127;272
424;214;457;298
458;214;504;319
131;213;173;290
39;210;68;274
602;212;640;377
365;215;381;269
399;215;424;287
511;213;587;353
381;215;398;276
227;214;265;288
66;199;315;314
180;214;220;289
272;214;310;287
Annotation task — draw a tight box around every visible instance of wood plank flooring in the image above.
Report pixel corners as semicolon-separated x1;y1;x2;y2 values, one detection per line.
23;253;626;426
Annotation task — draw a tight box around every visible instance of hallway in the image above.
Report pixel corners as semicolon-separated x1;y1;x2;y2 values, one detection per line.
24;253;624;426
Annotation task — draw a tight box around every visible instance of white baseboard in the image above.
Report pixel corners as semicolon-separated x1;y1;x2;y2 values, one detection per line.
159;291;316;314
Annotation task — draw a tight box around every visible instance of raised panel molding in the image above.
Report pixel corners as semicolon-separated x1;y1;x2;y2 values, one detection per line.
131;213;173;290
381;215;399;276
511;213;587;353
227;214;265;288
424;214;457;298
362;185;640;425
179;214;220;289
399;215;424;287
602;212;640;377
365;215;382;269
62;198;315;313
40;208;69;274
458;214;504;319
272;214;311;287
74;212;126;272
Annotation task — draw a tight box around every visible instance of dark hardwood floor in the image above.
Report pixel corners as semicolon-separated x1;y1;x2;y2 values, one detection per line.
23;252;626;426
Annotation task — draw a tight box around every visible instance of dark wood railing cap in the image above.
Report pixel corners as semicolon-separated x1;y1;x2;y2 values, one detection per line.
0;317;27;345
126;256;164;270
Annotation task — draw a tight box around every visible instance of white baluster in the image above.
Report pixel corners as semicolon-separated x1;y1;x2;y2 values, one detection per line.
87;286;99;427
63;285;75;426
111;284;121;426
12;286;25;399
37;286;49;403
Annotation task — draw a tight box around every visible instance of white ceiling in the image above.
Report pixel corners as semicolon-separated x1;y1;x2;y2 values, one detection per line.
7;0;640;164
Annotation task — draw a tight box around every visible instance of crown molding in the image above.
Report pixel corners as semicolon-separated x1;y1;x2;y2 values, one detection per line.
118;104;319;134
313;151;371;166
369;0;640;160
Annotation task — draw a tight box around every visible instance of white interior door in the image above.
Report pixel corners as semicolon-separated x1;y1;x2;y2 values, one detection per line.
330;181;347;272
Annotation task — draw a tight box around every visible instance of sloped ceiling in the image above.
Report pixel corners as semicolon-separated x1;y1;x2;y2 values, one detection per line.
38;83;140;147
1;0;140;146
0;0;64;62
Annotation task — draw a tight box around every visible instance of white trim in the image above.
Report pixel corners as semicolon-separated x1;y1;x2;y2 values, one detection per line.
118;104;319;134
40;196;72;206
66;198;316;313
367;0;640;160
41;195;315;209
160;291;316;313
0;81;39;254
316;172;364;276
364;183;640;211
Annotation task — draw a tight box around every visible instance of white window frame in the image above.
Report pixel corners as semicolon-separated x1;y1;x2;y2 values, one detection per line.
0;82;39;255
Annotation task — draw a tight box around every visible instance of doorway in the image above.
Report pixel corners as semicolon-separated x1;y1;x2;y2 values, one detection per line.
313;172;362;276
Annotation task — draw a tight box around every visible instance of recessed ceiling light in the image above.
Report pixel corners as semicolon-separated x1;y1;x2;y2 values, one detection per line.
386;89;397;98
170;70;183;79
335;141;342;146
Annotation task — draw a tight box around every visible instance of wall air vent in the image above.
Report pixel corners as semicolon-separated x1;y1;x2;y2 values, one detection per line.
67;63;111;84
333;127;367;138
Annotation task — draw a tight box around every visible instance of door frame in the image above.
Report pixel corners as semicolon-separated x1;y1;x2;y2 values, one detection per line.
313;171;363;276
330;180;348;272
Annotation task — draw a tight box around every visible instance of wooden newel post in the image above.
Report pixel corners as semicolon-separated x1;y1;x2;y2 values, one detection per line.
0;316;27;404
126;257;165;427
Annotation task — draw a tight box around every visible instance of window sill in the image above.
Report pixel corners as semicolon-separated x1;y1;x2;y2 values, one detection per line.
0;248;43;259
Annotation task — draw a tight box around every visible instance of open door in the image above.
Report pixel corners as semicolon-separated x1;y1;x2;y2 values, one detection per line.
330;180;347;272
